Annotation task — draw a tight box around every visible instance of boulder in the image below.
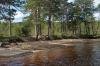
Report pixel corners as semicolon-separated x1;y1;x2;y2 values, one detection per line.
0;42;18;48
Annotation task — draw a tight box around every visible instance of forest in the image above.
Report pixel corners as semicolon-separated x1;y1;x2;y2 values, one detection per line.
0;0;100;41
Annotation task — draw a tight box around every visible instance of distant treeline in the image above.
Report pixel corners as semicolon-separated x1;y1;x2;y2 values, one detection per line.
0;21;100;40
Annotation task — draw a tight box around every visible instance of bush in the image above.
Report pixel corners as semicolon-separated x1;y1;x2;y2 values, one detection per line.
0;36;24;43
8;36;24;43
78;34;96;39
52;35;62;40
14;26;22;36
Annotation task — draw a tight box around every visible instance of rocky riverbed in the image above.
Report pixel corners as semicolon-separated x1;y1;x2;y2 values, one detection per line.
0;39;100;66
0;39;99;57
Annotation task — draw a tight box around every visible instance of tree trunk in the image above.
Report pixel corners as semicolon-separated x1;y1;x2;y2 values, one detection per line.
8;3;12;37
9;19;12;37
48;14;52;40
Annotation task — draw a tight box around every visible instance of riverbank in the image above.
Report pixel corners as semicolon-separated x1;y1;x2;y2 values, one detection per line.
0;36;100;42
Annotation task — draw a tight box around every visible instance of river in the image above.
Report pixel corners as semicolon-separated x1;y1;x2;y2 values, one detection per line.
0;40;100;66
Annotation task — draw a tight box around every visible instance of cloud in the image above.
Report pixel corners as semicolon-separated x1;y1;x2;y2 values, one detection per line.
94;0;100;6
94;12;100;20
13;17;23;22
13;11;24;22
14;11;24;18
68;0;74;2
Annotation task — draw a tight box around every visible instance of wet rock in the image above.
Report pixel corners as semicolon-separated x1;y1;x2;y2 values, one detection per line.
1;42;10;48
0;42;18;48
10;43;18;47
18;43;32;50
0;42;2;46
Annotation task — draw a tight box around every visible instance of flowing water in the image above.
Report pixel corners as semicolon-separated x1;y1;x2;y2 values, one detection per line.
0;40;100;66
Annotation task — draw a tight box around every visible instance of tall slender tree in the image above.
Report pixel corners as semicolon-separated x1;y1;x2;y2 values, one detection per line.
74;0;95;36
26;0;62;39
26;0;43;40
96;4;100;35
0;0;25;37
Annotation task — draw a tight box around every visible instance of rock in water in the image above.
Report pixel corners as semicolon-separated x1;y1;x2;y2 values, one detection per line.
1;42;18;48
1;42;10;48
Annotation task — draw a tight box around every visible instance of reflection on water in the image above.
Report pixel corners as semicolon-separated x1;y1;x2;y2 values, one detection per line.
0;40;100;66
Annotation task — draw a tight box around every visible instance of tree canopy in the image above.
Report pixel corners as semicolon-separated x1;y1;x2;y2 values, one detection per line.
0;0;25;20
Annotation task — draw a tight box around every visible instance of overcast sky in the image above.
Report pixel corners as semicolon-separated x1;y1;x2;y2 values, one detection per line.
13;0;100;22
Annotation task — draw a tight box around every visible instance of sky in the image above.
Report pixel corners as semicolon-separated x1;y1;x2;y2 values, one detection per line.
13;0;100;22
94;0;100;6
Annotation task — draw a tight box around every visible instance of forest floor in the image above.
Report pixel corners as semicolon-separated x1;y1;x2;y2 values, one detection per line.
0;39;100;57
